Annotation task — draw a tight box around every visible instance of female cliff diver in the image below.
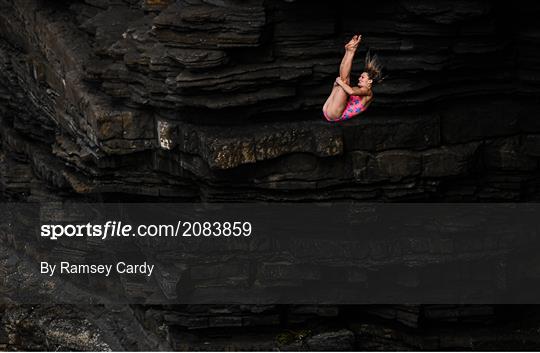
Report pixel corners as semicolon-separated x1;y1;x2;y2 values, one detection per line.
322;34;384;122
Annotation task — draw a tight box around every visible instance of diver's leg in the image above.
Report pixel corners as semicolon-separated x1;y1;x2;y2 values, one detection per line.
323;84;340;120
323;81;340;109
339;50;355;85
340;35;360;84
323;84;349;120
323;36;359;120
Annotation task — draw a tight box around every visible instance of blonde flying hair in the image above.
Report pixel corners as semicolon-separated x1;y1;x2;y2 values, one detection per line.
364;51;385;84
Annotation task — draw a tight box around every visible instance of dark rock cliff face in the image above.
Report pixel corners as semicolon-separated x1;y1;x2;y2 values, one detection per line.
0;0;539;201
1;0;540;350
4;303;540;350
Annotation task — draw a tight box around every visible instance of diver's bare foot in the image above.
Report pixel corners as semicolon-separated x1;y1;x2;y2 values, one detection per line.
345;34;361;51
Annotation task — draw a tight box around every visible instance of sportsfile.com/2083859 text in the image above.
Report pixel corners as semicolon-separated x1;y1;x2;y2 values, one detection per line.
40;220;252;240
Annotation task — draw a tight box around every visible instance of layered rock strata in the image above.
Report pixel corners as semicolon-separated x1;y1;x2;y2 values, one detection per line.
1;0;540;351
3;303;540;350
0;0;539;201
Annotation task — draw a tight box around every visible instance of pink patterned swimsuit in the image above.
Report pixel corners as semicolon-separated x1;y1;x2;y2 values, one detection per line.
323;95;367;122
